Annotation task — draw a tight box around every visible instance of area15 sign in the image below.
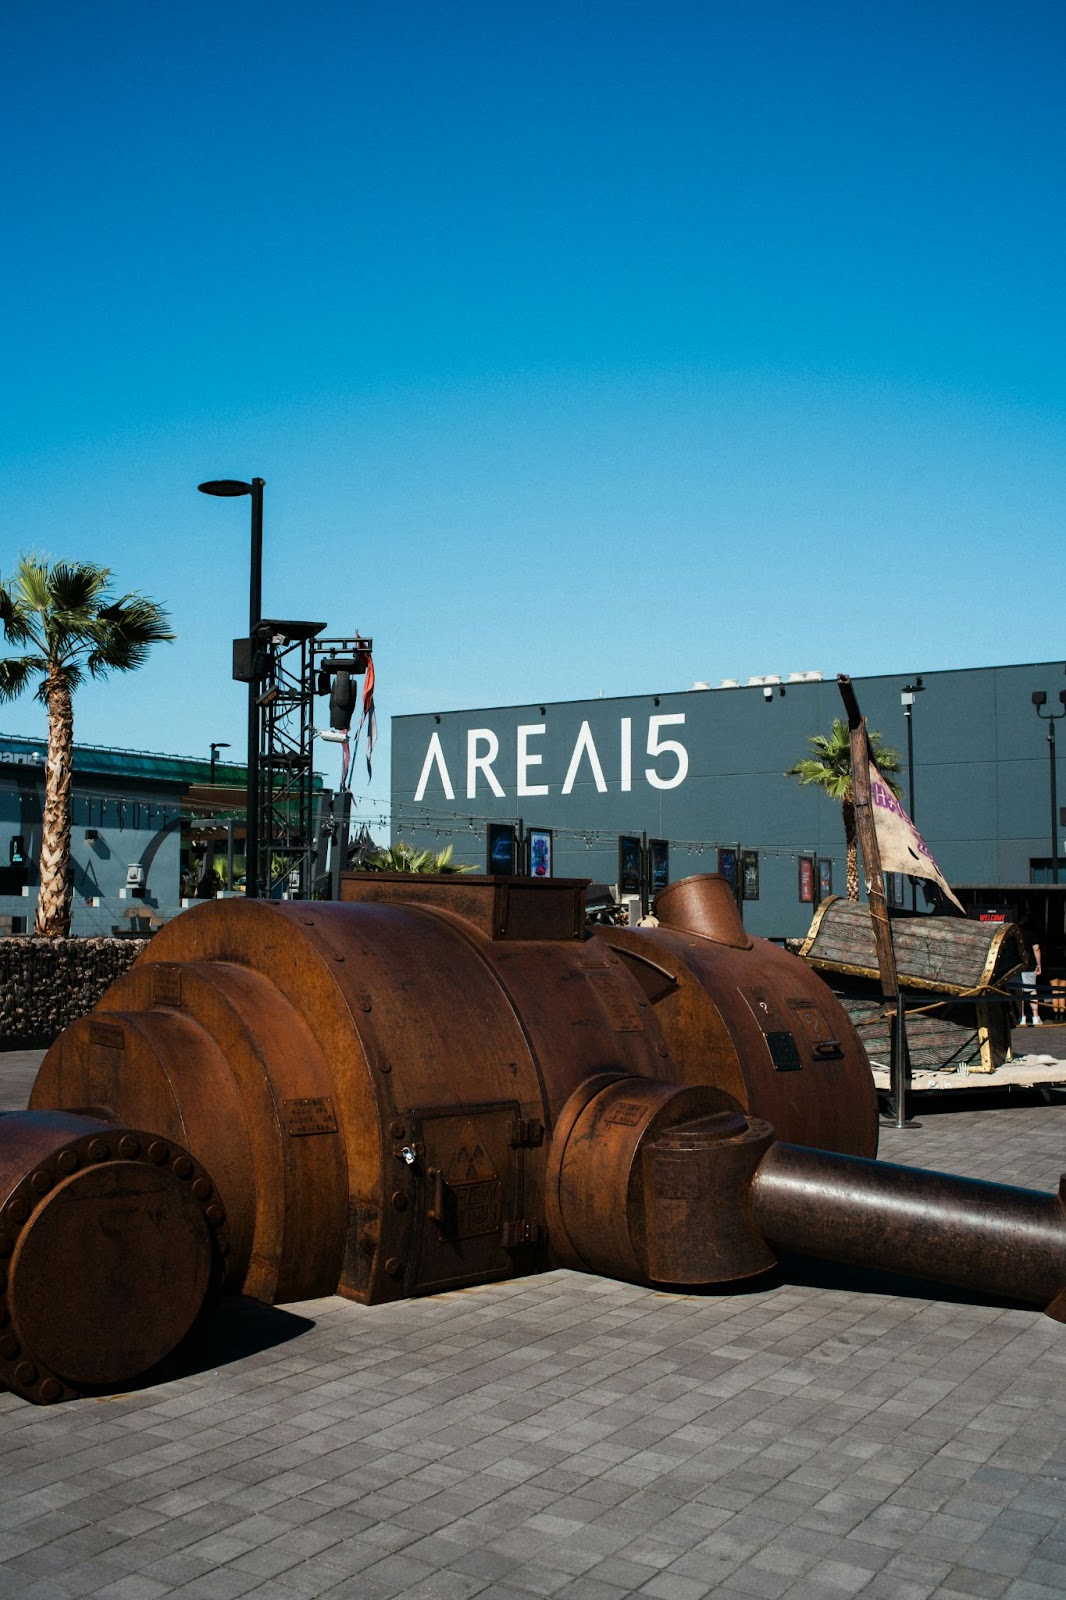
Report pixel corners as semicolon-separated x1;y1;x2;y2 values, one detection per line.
413;715;690;802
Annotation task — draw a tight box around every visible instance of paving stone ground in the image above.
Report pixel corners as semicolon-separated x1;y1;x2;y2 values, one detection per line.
3;1051;1066;1599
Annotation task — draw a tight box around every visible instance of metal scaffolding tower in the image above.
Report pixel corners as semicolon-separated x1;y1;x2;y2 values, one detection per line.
250;621;372;898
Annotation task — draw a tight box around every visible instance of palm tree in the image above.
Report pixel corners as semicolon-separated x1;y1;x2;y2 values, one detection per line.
786;717;902;901
0;556;175;936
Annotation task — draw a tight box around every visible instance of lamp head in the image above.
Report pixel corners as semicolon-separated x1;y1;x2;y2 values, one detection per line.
198;479;252;497
1032;691;1048;708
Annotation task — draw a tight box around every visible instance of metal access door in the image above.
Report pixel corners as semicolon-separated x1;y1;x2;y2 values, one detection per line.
407;1101;521;1294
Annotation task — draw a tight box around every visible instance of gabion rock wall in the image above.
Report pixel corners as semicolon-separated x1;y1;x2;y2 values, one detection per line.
0;937;149;1047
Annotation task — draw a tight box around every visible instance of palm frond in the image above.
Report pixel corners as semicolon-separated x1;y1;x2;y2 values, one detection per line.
46;561;112;616
0;655;44;703
13;554;54;614
86;593;175;678
0;584;33;647
786;715;903;802
355;839;475;874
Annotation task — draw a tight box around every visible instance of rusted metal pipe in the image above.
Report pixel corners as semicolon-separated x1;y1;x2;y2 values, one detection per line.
752;1142;1066;1312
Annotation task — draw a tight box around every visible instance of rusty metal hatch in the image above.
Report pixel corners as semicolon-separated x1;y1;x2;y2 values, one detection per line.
407;1101;522;1294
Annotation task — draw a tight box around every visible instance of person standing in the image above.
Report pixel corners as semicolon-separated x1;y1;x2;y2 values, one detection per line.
1018;938;1043;1026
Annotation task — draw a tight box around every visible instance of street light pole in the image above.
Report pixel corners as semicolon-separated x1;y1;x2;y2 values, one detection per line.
209;740;231;786
1032;690;1066;885
901;677;924;911
198;477;266;899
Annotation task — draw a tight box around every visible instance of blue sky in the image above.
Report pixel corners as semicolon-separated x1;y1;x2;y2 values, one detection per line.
1;1;1063;829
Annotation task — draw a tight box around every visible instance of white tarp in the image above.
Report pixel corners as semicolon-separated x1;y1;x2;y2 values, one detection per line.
869;761;965;914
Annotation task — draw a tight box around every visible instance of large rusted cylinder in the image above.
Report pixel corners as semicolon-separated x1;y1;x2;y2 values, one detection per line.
26;874;876;1312
4;871;1064;1403
0;1110;227;1402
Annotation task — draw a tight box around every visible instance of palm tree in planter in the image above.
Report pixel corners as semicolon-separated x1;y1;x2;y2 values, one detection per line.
786;717;902;901
0;556;175;937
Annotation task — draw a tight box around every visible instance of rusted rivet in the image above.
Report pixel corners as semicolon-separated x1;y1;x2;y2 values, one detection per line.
55;1149;78;1175
6;1199;29;1224
389;1120;405;1138
385;1256;403;1278
657;1045;669;1058
391;1191;408;1212
30;1169;51;1195
379;1061;391;1074
172;1156;194;1180
332;953;345;963
118;1135;140;1159
192;1178;212;1200
14;1361;37;1387
87;1139;110;1163
0;1331;21;1360
205;1203;225;1226
39;1378;63;1403
299;916;315;925
148;1141;170;1165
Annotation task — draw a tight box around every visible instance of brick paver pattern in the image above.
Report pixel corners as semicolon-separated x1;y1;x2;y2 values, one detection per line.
2;1051;1066;1599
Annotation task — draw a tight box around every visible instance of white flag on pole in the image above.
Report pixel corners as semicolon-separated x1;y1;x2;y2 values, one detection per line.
869;761;965;914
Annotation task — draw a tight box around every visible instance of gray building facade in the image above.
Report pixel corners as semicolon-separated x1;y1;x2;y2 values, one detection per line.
0;733;247;936
391;661;1066;942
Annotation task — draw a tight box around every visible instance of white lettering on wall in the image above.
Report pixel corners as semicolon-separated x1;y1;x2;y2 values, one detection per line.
467;729;505;798
561;721;608;795
517;724;548;796
645;714;689;790
409;714;690;801
414;732;455;802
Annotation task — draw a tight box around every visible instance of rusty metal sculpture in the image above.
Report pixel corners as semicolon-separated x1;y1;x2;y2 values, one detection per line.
2;873;1064;1404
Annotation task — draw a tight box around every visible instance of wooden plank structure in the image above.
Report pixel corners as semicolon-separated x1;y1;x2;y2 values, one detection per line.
793;897;1029;1073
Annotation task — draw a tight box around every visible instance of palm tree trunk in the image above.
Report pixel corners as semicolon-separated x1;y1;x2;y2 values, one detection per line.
36;669;74;937
843;798;859;901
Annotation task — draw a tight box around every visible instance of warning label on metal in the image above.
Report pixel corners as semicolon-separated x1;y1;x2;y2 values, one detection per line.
445;1141;502;1237
284;1097;339;1136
